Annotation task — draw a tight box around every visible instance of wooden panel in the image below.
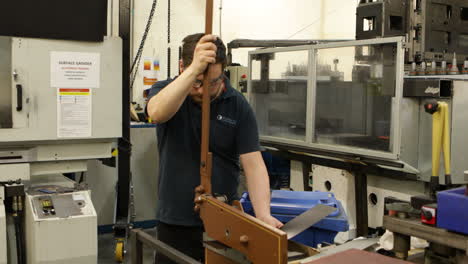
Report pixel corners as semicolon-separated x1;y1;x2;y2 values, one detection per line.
200;196;288;264
205;248;239;264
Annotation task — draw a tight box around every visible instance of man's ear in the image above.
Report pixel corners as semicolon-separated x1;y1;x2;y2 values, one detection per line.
179;60;184;74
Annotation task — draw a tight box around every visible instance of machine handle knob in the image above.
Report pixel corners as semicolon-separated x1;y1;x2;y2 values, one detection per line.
240;235;249;244
422;209;433;220
424;100;438;114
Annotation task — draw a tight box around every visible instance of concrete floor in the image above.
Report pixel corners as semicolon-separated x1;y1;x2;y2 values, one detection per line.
98;229;156;264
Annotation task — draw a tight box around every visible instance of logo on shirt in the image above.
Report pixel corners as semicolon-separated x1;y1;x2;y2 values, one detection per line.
217;114;237;126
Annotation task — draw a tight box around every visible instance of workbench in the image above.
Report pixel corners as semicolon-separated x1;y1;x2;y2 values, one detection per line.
130;228;412;264
383;215;468;263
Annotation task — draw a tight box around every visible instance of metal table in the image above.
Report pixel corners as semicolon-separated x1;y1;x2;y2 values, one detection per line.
383;215;468;263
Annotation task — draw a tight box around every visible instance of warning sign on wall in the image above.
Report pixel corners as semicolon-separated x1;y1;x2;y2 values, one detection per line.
57;88;92;138
51;52;100;88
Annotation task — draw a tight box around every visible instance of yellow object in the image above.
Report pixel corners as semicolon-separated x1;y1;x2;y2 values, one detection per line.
115;240;124;262
112;149;119;157
41;200;52;207
431;102;451;178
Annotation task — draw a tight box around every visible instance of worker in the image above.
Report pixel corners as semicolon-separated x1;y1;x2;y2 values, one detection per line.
146;33;282;263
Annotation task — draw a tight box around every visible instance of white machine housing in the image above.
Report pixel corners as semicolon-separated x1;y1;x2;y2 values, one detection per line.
311;165;425;230
0;36;122;174
25;189;97;264
0;36;122;144
0;36;122;264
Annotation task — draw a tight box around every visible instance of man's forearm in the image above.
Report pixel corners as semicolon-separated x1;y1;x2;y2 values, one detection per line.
147;67;197;123
243;155;271;218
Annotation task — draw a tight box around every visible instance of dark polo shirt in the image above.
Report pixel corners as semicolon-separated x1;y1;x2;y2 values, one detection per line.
147;78;260;226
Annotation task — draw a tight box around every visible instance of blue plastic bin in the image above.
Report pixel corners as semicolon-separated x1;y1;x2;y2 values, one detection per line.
437;187;468;235
240;190;349;247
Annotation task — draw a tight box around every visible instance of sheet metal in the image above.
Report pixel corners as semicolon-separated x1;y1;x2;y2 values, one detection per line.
281;204;336;239
303;249;411;264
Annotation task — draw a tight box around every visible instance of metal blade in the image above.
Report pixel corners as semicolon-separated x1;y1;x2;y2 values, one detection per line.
281;204;336;239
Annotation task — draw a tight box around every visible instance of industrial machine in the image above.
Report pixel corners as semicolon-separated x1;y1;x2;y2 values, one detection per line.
356;0;468;64
0;35;122;263
25;189;97;263
247;36;468;185
25;175;97;264
242;2;468;216
246;33;468;241
226;65;248;93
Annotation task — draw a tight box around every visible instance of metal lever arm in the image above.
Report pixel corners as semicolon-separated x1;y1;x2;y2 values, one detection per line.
199;0;214;195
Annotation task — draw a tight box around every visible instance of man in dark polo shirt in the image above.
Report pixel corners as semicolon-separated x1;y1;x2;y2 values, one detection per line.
146;33;282;263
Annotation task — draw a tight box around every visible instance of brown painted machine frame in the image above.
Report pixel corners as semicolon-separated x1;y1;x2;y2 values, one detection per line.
196;1;288;263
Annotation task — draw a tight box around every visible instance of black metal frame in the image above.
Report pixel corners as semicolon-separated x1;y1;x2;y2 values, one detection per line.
226;39;351;65
354;171;368;237
265;143;418;237
301;161;313;192
130;229;201;264
262;140;408;171
114;0;132;239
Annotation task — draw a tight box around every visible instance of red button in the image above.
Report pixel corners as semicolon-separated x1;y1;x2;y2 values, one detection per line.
241;74;247;79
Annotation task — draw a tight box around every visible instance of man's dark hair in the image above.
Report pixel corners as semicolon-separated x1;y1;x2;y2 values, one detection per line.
181;33;227;68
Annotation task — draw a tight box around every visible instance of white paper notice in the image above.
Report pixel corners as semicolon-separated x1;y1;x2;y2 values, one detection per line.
51;52;100;88
57;88;92;138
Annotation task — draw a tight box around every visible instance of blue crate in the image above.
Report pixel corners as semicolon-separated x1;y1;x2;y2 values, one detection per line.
437;187;468;235
240;190;349;247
